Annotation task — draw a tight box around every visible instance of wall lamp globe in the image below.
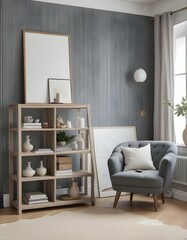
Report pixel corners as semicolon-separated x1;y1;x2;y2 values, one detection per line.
134;68;147;83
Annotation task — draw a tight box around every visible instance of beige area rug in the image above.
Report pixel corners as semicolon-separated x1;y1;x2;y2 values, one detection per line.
0;207;187;240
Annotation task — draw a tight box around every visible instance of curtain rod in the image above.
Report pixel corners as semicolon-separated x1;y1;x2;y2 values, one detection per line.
171;6;187;15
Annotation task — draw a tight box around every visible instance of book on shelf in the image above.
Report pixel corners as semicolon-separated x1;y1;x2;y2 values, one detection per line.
23;198;49;205
24;191;47;200
57;156;72;164
56;146;72;152
56;169;73;176
22;125;42;129
35;148;53;151
22;122;42;126
33;149;53;153
57;163;72;170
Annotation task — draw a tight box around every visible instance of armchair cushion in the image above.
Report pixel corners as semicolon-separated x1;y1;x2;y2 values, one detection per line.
122;144;156;170
111;170;163;188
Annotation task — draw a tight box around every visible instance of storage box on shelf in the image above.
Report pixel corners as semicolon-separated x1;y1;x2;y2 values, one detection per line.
9;104;95;214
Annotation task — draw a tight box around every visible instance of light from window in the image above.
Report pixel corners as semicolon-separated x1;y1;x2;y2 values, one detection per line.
174;22;187;145
175;37;186;75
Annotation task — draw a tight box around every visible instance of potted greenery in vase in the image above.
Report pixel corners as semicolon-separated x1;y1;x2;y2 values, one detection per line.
56;131;75;146
164;96;187;145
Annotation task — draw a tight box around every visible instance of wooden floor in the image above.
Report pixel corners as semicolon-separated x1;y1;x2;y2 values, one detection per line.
0;194;187;229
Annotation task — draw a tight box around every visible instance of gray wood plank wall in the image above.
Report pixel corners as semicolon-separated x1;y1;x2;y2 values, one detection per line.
0;0;154;207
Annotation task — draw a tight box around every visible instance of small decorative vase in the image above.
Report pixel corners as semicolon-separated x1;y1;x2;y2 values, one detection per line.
182;125;187;145
23;162;35;177
76;134;85;150
68;180;80;199
71;141;78;150
36;161;47;176
22;135;33;152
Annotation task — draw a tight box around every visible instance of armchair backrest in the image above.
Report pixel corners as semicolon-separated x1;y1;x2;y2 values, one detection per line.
112;141;177;170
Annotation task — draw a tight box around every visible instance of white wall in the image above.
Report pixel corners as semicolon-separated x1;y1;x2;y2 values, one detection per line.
150;0;187;15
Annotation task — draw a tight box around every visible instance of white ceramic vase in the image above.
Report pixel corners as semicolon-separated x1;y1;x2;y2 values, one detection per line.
36;161;47;176
68;180;80;199
22;162;35;177
22;135;33;152
183;125;187;145
71;141;78;150
75;134;85;150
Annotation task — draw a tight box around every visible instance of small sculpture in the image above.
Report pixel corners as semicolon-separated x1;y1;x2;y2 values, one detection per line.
56;115;66;128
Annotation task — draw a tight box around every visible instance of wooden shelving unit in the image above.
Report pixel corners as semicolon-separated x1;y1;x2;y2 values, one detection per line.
9;104;96;214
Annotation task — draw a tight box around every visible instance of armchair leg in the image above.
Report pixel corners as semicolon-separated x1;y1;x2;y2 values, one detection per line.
161;193;165;204
113;191;121;208
153;194;158;212
130;193;133;206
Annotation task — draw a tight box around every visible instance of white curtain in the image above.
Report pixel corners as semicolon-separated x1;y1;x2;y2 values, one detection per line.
154;12;175;141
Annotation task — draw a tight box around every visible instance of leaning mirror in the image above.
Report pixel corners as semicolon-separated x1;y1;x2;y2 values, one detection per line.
23;31;71;103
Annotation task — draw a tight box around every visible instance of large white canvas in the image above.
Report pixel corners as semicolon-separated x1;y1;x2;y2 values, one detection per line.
24;31;71;103
93;126;137;197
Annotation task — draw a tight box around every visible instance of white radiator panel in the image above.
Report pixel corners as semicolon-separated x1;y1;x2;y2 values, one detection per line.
172;155;187;185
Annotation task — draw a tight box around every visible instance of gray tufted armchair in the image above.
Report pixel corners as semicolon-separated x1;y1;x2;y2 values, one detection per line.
108;141;177;211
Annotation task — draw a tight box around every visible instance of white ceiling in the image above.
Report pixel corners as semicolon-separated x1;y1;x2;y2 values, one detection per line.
122;0;160;3
33;0;187;16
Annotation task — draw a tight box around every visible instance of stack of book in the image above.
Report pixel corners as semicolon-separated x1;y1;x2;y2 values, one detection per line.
22;122;42;129
33;148;53;153
56;156;73;176
23;191;48;205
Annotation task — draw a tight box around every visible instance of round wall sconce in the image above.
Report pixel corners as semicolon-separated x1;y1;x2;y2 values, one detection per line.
133;68;147;83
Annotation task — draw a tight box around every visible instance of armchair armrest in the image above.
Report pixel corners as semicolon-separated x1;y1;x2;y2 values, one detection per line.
108;152;124;176
159;152;177;190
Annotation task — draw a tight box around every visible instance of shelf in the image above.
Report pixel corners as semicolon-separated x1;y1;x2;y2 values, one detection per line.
55;170;92;179
13;171;92;181
9;103;95;214
56;127;89;131
12;196;94;211
21;128;55;131
22;175;55;182
12;175;55;182
56;149;90;154
21;152;55;156
10;103;88;109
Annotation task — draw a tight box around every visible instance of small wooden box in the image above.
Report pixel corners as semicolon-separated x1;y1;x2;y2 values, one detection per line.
57;163;72;170
57;156;72;164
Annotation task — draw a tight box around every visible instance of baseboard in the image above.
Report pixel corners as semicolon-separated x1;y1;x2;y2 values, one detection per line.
172;188;187;202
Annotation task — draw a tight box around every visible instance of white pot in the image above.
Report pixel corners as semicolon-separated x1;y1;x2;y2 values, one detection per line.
22;135;33;152
23;162;35;177
68;180;80;199
182;124;187;145
36;161;47;176
57;141;66;146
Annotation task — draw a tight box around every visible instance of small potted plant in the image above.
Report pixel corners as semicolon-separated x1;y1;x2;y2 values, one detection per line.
56;131;75;146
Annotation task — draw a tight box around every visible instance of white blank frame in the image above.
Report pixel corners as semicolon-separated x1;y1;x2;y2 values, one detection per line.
48;78;72;103
23;31;71;103
93;126;137;197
